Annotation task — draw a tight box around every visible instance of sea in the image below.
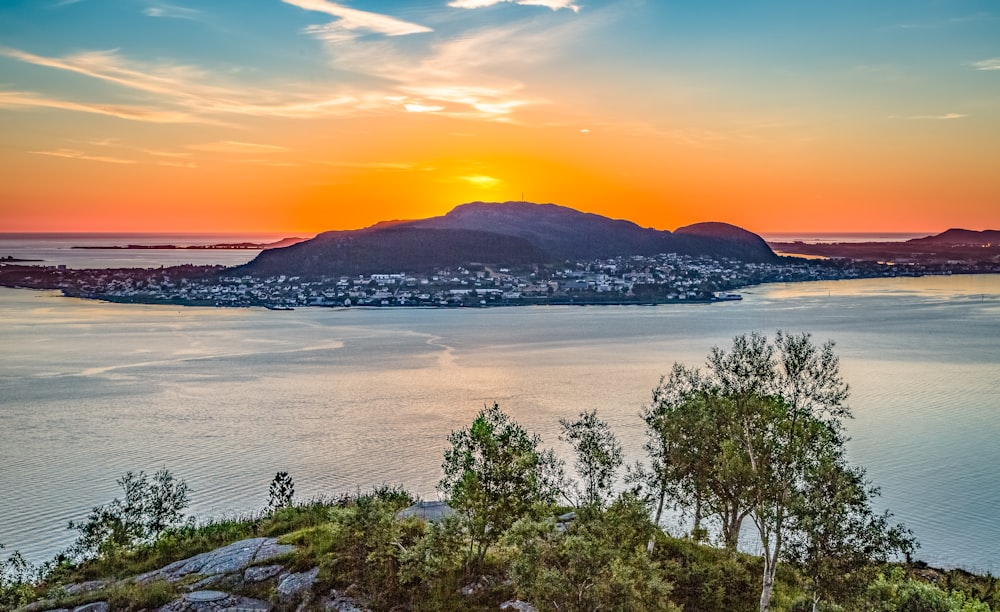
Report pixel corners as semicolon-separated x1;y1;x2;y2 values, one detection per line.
1;234;998;574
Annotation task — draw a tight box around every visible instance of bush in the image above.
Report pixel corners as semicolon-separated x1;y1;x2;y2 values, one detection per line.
1;547;38;609
268;472;295;511
507;494;677;612
67;469;189;562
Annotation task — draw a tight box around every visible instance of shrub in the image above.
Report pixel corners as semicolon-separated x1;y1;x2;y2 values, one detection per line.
67;469;189;562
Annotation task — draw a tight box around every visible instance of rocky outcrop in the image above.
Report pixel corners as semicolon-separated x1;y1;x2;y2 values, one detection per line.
135;538;295;585
19;536;529;612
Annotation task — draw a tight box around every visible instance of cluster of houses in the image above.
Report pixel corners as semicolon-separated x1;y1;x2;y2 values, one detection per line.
68;253;919;308
3;250;965;309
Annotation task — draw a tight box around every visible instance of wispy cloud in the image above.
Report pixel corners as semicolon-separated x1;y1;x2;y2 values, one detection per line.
311;160;413;169
0;90;195;122
890;113;968;120
404;103;445;113
280;0;431;36
1;0;591;127
0;46;366;121
143;3;202;20
972;58;1000;71
30;148;136;164
448;0;580;12
188;141;290;153
303;13;593;122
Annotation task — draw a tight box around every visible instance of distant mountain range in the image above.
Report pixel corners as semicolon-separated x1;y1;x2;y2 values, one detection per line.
236;202;778;278
906;229;1000;246
768;228;1000;263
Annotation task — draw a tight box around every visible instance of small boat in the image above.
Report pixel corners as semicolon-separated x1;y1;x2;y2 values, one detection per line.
266;305;295;311
714;292;743;301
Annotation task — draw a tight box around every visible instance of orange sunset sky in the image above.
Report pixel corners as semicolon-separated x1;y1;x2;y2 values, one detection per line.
1;0;998;234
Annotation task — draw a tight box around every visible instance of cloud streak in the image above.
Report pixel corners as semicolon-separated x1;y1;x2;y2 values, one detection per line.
448;0;580;12
31;148;137;164
890;113;968;120
280;0;431;36
188;141;290;153
0;90;195;122
143;3;202;20
972;58;1000;71
0;46;369;121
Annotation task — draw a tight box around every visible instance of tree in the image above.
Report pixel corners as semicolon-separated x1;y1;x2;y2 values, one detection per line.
268;471;295;511
439;403;563;564
559;409;623;509
642;332;907;612
68;469;189;561
785;453;915;612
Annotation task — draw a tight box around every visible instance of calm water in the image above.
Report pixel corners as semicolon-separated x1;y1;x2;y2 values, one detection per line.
761;232;931;244
1;247;998;573
0;233;290;268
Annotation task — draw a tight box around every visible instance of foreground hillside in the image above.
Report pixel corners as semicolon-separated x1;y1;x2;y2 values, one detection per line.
3;489;996;612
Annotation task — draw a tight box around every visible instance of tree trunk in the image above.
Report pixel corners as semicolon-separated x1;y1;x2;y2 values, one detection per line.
759;507;785;612
692;494;702;539
648;486;667;552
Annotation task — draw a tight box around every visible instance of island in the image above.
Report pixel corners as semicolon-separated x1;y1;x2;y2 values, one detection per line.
2;203;997;309
70;236;307;250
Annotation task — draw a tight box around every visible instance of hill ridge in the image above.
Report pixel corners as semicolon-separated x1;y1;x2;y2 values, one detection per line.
238;201;777;278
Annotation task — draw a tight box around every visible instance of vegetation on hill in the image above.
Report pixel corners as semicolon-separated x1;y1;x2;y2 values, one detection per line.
3;333;998;612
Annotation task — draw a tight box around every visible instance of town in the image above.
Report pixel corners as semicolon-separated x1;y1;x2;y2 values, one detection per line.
3;252;996;309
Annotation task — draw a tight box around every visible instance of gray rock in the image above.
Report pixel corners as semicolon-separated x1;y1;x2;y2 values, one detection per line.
243;564;283;583
500;601;537;612
156;593;270;612
72;603;109;612
276;567;319;604
321;590;370;612
220;598;271;611
395;500;455;523
62;581;108;597
459;577;487;597
185;591;229;603
186;575;221;591
137;538;289;584
17;600;57;612
191;539;271;576
253;541;295;564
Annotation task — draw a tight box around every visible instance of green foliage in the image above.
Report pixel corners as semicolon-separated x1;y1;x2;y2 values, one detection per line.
859;569;995;612
652;535;762;612
67;469;189;562
786;454;916;609
268;471;295;511
398;515;467;608
559;409;623;509
439;403;564;564
507;494;677;612
1;545;39;609
285;487;418;609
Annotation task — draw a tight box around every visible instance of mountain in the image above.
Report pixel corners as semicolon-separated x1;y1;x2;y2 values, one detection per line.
237;201;778;278
767;227;1000;264
907;229;1000;246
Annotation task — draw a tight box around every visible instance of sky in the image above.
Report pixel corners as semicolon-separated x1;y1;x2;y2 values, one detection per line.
0;0;998;233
